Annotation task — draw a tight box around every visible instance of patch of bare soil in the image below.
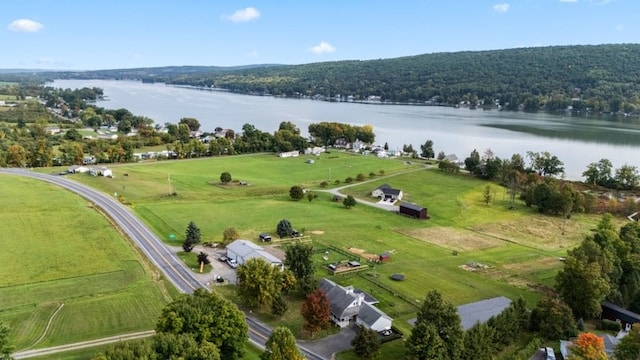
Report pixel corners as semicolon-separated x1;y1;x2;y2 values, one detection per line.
347;247;379;261
397;227;503;251
470;216;586;251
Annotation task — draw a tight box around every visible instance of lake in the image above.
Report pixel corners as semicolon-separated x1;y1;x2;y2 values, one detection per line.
51;79;640;180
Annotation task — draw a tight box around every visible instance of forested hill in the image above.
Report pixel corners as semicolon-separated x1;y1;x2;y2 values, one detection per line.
15;43;640;112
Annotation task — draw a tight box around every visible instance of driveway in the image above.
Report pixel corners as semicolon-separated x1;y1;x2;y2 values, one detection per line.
168;245;237;285
299;325;357;359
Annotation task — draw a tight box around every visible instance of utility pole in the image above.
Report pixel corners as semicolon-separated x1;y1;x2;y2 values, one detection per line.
168;174;173;195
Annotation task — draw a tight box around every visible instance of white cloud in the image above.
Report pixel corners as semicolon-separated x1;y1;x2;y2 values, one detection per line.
559;0;578;3
223;7;261;23
492;3;510;13
309;41;336;55
590;0;613;4
8;19;44;32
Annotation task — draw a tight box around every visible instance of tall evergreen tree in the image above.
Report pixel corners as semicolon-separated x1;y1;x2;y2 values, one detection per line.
183;221;201;252
406;322;447;360
461;322;495;360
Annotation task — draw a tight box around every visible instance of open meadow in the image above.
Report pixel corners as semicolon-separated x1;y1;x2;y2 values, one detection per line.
63;151;603;337
0;175;173;351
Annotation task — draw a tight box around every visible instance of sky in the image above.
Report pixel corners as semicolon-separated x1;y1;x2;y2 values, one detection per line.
1;0;636;70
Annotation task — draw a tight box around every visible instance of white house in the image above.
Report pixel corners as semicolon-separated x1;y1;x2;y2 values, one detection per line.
226;240;283;268
319;278;392;331
371;184;403;201
89;166;113;177
68;165;89;174
304;146;325;156
278;151;300;158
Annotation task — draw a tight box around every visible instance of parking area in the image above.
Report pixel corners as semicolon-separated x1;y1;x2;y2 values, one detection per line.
189;246;237;285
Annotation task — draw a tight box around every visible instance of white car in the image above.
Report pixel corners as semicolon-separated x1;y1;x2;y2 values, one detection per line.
226;258;238;269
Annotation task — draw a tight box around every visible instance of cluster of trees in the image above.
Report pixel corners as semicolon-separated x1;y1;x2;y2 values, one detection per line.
557;215;640;316
308;122;375;146
406;290;529;360
40;44;640;114
583;158;640;190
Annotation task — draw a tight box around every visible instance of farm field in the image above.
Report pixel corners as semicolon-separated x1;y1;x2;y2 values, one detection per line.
58;152;603;334
0;175;173;351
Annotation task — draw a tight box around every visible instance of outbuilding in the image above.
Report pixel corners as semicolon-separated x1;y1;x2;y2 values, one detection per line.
399;202;427;220
601;302;640;331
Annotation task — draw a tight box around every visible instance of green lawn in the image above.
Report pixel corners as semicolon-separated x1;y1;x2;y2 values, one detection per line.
0;175;172;350
32;152;604;354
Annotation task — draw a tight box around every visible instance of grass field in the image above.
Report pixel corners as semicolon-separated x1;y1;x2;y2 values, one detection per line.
43;151;605;347
0;175;172;350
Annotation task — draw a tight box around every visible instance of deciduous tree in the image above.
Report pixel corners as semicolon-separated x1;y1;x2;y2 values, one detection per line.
343;195;357;208
290;185;305;201
220;172;232;184
222;227;239;246
284;242;314;290
0;321;13;360
237;258;281;309
568;332;607;360
351;326;380;360
420;140;434;159
614;323;640;360
260;327;304;360
461;322;495;360
156;289;247;360
529;296;577;340
301;289;330;337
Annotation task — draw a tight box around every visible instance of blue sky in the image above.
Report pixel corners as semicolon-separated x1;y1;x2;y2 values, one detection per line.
2;0;635;70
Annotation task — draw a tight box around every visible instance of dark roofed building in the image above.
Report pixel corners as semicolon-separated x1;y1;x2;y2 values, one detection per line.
602;302;640;331
356;302;393;332
371;183;403;201
399;202;427;219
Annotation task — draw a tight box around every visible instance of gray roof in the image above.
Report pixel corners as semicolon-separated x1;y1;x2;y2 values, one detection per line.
319;278;361;318
358;302;392;329
376;183;391;190
383;188;402;196
457;296;512;330
400;202;425;212
226;240;282;264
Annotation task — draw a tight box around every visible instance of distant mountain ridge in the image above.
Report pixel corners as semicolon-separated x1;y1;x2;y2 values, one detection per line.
4;44;640;112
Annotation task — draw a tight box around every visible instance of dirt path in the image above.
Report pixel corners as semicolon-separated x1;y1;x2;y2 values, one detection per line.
12;330;156;359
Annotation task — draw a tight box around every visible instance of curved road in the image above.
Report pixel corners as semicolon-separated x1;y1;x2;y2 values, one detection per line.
2;169;324;360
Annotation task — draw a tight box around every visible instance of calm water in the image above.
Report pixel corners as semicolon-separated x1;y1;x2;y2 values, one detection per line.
51;80;640;180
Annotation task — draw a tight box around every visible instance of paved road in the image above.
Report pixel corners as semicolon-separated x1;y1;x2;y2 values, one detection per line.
2;169;325;360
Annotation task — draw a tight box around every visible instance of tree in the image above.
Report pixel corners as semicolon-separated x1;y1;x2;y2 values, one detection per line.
411;290;464;360
301;288;330;337
568;332;607;360
183;221;201;252
343;195;357;208
179;117;201;132
420;140;434;159
236;258;281;309
461;322;495;360
529;297;577;340
220;172;232;184
556;238;612;319
222;227;239;246
284;242;314;290
197;252;210;265
526;151;564;177
156;289;247;360
351;326;380;360
614;323;640;360
582;159;613;187
437;151;446;161
290;185;305;201
276;219;294;238
405;322;447;360
152;332;221;360
271;293;288;316
464;149;480;174
615;164;640;190
482;185;493;205
0;321;13;360
260;327;304;360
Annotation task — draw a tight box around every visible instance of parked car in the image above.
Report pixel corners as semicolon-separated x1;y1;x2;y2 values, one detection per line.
259;233;272;242
226;258;238;269
218;255;228;262
291;230;302;238
545;347;556;360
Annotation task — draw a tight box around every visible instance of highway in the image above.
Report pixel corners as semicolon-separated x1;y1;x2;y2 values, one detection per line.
2;169;325;360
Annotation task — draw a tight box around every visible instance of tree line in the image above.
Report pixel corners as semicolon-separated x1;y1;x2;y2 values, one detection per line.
15;44;640;115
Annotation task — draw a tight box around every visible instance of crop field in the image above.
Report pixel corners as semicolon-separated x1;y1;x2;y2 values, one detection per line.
54;152;601;336
0;175;172;350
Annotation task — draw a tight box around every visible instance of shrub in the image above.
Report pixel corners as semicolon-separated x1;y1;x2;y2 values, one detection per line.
345;177;354;183
356;173;366;181
369;172;376;178
334;179;341;185
320;181;328;188
599;319;622;332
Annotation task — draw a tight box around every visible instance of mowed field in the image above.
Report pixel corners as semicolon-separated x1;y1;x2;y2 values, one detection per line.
63;152;600;335
0;175;172;350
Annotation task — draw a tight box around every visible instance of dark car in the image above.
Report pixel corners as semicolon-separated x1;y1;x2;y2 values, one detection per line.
291;230;302;238
259;233;272;242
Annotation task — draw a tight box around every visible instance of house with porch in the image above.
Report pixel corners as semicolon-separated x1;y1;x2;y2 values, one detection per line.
318;278;392;331
371;184;403;201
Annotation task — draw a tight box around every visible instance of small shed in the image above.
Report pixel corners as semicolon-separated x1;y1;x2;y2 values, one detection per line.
379;252;391;262
332;195;342;202
601;302;640;331
399;202;427;220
